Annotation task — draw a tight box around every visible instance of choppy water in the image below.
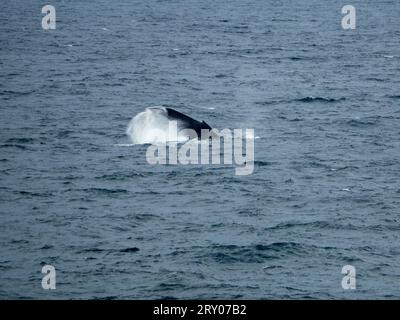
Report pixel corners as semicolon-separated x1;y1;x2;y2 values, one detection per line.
1;0;400;299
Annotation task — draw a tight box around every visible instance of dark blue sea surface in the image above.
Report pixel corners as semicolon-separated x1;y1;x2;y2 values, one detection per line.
1;0;400;299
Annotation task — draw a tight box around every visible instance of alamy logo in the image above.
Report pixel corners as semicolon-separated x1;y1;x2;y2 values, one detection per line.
42;5;56;30
145;121;255;176
341;265;356;290
41;265;56;290
341;5;356;30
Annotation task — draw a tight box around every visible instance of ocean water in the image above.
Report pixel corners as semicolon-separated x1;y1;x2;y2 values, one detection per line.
1;0;400;299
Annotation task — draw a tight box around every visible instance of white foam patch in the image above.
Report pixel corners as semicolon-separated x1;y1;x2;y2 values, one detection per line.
126;107;190;145
114;143;134;147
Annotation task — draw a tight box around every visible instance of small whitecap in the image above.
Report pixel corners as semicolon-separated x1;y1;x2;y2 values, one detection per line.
114;143;134;147
101;27;108;31
383;55;394;59
341;188;351;192
207;107;215;110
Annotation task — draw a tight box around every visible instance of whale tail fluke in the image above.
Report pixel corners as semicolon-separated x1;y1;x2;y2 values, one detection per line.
127;107;214;144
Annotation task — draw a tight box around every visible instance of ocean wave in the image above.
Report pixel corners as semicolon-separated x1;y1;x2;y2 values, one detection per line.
345;117;380;127
95;171;144;180
296;96;346;103
254;160;274;166
78;247;139;254
202;242;325;264
0;144;28;150
66;188;129;195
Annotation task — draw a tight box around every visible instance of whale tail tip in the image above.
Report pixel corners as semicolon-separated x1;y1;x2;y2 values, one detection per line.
201;120;212;130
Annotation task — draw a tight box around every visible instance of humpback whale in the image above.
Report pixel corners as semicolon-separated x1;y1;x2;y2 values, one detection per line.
126;106;255;175
164;107;212;138
126;106;214;144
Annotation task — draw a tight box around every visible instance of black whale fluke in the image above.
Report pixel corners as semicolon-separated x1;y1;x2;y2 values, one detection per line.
165;108;212;138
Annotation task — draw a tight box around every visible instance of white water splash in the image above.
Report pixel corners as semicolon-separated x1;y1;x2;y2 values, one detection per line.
126;107;190;144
